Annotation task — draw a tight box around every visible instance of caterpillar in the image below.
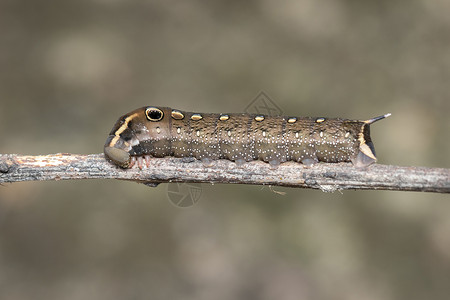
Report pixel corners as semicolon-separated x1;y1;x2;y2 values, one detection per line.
104;106;390;169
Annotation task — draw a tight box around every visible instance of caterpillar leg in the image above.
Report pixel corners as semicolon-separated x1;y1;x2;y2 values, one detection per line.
136;156;146;170
352;151;376;168
269;159;281;169
301;157;319;167
128;156;136;168
201;157;214;167
352;141;377;168
145;155;152;167
234;158;247;167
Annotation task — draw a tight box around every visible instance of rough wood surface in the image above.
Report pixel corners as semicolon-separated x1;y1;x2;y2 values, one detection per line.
0;153;449;193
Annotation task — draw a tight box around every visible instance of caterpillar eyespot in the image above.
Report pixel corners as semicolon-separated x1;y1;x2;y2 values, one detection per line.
104;106;391;169
145;107;164;122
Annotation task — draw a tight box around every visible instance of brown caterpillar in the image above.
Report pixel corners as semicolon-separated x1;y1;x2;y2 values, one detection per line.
104;106;390;169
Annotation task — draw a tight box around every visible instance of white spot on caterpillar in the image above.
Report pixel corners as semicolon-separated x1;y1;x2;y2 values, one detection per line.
227;130;231;137
295;132;299;138
262;131;266;137
177;127;181;134
196;130;200;137
320;131;324;137
156;127;161;134
345;131;350;138
316;117;325;123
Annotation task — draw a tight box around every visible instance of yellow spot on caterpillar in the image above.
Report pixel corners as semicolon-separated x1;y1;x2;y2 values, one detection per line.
171;110;184;120
255;115;265;122
191;114;203;121
156;127;161;134
316;117;325;123
288;117;297;123
219;114;229;121
345;131;350;138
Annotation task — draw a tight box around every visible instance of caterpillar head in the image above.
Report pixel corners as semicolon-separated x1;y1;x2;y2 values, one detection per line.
104;106;172;168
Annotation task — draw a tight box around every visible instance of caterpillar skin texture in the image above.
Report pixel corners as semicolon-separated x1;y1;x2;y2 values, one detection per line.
104;106;390;169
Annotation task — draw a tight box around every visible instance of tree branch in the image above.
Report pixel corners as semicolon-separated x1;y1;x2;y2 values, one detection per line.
0;153;449;193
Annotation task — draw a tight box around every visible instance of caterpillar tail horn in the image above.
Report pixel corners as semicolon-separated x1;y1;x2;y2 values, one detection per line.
353;113;391;168
364;113;392;124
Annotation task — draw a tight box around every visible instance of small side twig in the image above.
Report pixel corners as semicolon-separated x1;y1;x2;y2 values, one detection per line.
0;153;449;193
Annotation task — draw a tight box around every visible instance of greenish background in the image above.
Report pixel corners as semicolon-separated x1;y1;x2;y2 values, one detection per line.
0;1;449;299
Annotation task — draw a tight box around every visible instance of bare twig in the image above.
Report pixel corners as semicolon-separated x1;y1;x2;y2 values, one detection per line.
0;153;449;193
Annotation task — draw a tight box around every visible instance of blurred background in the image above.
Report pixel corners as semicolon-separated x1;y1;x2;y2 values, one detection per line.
0;0;449;299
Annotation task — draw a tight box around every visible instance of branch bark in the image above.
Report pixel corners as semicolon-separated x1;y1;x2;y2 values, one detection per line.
0;153;449;193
